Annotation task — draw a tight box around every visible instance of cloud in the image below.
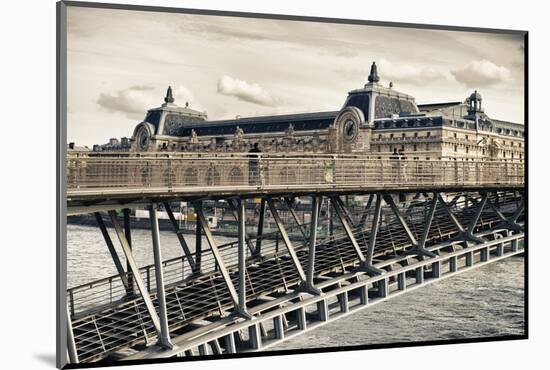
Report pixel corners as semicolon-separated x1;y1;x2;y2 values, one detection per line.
377;59;452;85
97;85;202;119
451;59;511;87
217;75;281;107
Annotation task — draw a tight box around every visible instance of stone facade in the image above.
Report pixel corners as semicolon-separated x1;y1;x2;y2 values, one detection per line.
99;63;524;162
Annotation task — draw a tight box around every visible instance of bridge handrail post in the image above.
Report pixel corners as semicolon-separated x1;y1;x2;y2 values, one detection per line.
505;161;509;185
380;161;385;184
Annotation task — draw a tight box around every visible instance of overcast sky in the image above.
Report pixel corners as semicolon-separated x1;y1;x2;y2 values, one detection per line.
67;7;525;147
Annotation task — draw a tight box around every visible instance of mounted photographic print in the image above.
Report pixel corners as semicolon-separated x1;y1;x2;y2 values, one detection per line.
56;1;527;368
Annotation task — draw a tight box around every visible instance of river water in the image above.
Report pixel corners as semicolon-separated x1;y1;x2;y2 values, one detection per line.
67;224;525;349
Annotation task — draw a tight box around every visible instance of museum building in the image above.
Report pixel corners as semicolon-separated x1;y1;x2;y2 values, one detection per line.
117;62;524;161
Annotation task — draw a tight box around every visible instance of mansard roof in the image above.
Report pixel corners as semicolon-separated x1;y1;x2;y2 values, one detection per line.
176;111;338;137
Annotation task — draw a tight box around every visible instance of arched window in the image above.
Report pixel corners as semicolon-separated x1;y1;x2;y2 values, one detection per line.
183;167;198;186
228;167;244;185
206;166;220;186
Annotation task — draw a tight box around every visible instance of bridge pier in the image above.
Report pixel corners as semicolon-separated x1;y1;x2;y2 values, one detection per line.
224;333;237;354
397;272;406;290
465;251;474;267
432;261;441;278
248;324;262;349
296;307;307;330
274;315;285;339
511;238;519;252
449;256;457;272
317;299;329;321
415;266;424;284
338;292;350;313
378;278;389;297
359;285;368;305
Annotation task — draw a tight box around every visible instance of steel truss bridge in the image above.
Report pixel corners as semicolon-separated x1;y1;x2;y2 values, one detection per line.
64;153;525;364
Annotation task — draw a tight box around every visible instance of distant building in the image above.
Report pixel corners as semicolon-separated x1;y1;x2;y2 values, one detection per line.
93;137;131;152
68;142;91;152
117;62;522;161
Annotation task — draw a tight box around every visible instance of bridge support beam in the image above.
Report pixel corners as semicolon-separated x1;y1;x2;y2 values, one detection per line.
487;197;524;233
235;199;252;318
358;194;374;227
383;195;436;259
464;193;489;243
267;198;307;282
122;209;134;292
330;196;367;263
301;195;322;295
163;202;199;274
227;199;256;255
193;201;241;309
363;194;386;274
438;193;486;244
436;193;466;234
339;196;357;227
195;214;203;273
109;211;162;335
414;193;439;257
512;202;525;224
149;205;174;349
284;197;309;245
255;198;266;256
66;304;79;364
94;213;129;292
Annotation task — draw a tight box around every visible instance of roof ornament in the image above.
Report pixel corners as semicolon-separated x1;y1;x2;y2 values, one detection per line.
286;123;295;136
164;86;175;103
368;61;380;83
470;90;482;101
389;81;393;89
185;101;189;108
190;129;198;143
235;125;244;141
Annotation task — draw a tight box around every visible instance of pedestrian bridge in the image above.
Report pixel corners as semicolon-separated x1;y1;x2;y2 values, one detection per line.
64;152;525;365
66;152;524;215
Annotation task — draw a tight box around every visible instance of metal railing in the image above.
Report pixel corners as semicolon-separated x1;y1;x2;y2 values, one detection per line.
67;153;524;196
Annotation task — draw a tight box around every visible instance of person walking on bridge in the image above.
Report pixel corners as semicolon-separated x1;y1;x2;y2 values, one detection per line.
248;143;262;186
390;148;400;183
